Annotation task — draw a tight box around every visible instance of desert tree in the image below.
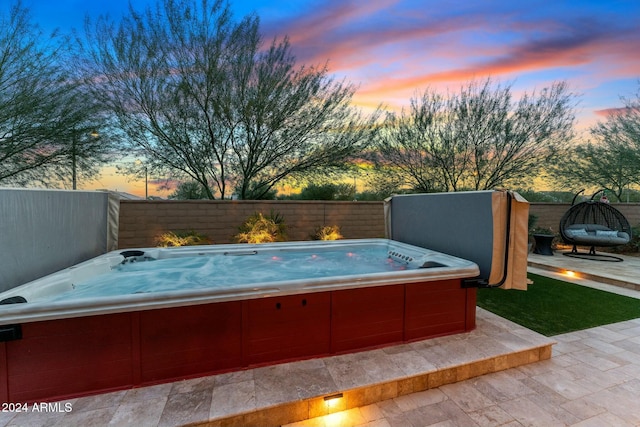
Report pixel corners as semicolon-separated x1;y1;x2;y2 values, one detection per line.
375;90;467;192
0;1;116;188
221;26;377;200
551;140;636;201
82;0;377;199
375;79;576;192
593;83;640;153
552;84;640;201
0;1;65;186
46;87;120;189
168;181;212;199
81;0;234;199
295;183;355;201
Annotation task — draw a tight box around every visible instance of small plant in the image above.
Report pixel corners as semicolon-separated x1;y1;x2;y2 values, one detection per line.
311;225;343;241
155;230;211;247
530;226;554;235
530;226;558;252
235;211;287;244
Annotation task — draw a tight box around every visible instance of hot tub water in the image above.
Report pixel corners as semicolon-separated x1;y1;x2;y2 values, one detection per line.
49;247;413;302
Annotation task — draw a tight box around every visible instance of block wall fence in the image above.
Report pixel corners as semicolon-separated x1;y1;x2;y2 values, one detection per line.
118;200;387;248
118;200;640;249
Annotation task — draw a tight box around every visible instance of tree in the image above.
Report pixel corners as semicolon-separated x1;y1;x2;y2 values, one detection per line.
375;79;576;192
297;183;355;200
222;31;376;199
168;181;212;199
375;91;459;192
593;84;640;154
552;83;640;201
47;89;120;189
0;2;116;188
82;0;377;199
552;141;636;201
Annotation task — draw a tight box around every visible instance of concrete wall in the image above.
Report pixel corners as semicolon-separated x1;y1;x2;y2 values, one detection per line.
118;200;640;249
1;189;119;291
118;200;386;248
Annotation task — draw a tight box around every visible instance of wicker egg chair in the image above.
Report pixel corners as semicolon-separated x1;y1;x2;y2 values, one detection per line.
559;190;632;262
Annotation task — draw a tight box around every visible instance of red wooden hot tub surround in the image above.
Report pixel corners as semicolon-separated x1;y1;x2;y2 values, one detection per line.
0;279;476;403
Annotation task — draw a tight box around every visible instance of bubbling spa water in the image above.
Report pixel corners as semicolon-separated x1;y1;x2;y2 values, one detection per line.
47;247;415;302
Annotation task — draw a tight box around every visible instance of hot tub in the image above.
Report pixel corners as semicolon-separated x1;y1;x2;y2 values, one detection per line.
0;239;479;403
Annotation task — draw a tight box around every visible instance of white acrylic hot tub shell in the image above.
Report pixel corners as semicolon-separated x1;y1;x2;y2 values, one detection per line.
0;239;479;325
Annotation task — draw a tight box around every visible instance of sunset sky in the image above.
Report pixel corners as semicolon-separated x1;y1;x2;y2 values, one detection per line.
10;0;640;196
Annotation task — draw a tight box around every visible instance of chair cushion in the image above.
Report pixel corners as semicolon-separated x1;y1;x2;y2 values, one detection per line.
567;228;589;237
564;224;630;246
568;223;611;232
596;230;619;237
570;231;629;246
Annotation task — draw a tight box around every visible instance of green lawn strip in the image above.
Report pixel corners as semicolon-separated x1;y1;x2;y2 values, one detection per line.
477;272;640;336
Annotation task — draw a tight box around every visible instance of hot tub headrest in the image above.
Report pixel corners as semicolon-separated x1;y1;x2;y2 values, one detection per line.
420;261;446;269
0;296;27;304
119;250;156;264
120;250;146;258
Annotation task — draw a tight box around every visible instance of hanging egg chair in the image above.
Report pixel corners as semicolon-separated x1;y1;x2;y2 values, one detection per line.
559;190;632;262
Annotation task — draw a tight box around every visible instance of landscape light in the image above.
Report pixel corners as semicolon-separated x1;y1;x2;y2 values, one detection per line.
323;392;343;408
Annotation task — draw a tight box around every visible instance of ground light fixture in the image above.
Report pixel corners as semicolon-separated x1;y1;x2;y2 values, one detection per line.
321;393;349;426
323;392;344;407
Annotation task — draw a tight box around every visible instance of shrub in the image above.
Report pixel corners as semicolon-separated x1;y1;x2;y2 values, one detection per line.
311;225;343;241
155;230;211;247
235;211;287;243
530;226;554;235
168;181;210;199
297;183;355;200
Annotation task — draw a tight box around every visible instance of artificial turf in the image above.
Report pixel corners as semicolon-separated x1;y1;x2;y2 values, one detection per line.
476;272;640;336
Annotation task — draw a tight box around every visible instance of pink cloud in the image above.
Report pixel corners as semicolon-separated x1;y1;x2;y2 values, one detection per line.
258;1;640;123
594;106;640;117
356;21;640;97
262;0;481;71
265;0;399;46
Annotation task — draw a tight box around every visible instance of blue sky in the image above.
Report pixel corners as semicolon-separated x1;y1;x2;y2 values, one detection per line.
17;0;640;126
6;0;640;194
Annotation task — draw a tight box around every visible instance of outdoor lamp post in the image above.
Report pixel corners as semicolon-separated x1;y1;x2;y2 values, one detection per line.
135;159;148;199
